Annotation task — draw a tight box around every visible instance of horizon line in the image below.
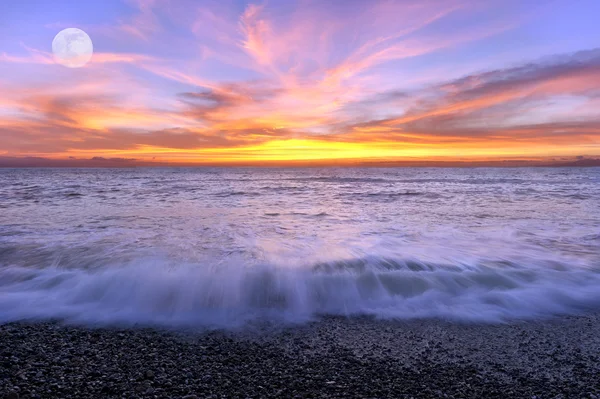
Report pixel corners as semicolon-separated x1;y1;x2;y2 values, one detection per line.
1;156;600;168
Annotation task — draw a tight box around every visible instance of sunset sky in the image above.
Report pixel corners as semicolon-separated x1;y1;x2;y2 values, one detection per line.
1;0;600;165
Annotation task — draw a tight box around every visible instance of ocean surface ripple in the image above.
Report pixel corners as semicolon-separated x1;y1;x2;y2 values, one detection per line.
1;167;599;327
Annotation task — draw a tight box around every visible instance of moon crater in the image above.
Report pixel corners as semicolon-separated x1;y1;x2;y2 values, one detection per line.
52;28;93;68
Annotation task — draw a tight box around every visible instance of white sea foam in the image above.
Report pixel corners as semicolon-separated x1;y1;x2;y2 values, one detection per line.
1;256;600;327
1;167;599;328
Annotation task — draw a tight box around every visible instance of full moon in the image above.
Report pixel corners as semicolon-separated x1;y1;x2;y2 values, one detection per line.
52;28;93;68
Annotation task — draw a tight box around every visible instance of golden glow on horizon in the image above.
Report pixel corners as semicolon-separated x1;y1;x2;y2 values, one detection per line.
35;137;597;165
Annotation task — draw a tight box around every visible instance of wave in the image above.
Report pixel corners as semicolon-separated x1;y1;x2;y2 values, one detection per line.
336;191;444;202
214;191;261;197
284;177;392;183
365;191;422;196
264;211;329;217
1;256;600;328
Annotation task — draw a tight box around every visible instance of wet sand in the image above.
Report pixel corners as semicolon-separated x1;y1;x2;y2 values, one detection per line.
2;315;600;398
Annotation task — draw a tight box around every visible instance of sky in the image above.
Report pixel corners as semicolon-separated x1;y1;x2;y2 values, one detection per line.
1;0;600;166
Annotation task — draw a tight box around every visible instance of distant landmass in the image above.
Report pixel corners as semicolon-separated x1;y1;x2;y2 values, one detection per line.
547;158;600;167
0;156;599;168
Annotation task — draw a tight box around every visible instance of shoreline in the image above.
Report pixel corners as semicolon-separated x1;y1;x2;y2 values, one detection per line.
2;315;600;398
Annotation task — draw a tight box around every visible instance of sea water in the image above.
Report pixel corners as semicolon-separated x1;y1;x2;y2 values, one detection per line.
0;167;599;327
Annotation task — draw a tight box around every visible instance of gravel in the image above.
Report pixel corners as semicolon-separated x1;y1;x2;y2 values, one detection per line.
2;315;600;398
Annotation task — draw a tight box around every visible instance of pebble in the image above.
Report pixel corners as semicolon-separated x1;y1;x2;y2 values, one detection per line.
0;317;599;398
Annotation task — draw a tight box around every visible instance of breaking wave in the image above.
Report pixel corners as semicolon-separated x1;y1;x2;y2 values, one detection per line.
1;256;600;328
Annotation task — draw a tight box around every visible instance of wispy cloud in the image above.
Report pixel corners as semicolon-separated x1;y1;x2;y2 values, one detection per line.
117;0;163;41
1;47;155;66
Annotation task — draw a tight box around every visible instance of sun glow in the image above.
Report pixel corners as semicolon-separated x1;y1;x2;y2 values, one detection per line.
34;136;594;167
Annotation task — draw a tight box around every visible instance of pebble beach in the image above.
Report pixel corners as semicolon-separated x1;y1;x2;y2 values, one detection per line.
2;315;600;399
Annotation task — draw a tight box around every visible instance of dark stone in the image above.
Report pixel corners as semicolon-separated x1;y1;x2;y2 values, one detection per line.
1;318;600;398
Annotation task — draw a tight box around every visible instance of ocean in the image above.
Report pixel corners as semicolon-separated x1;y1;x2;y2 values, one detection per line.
0;167;599;327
